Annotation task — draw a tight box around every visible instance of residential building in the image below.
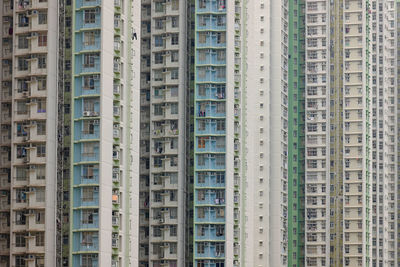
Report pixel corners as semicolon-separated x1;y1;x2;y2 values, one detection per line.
0;0;141;267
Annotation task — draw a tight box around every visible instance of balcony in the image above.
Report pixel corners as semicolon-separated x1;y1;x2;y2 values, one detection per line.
195;174;225;188
73;210;99;230
75;53;101;74
196;67;226;83
195;207;225;223
196;34;226;49
197;50;226;65
73;187;99;207
75;122;100;141
196;87;225;101
75;9;101;30
195;229;225;241
76;0;101;9
197;106;225;119
195;243;225;258
197;0;226;13
75;31;101;53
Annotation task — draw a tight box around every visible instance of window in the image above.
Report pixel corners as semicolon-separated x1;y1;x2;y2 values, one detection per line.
36;143;46;157
84;9;97;24
36;187;45;202
16;188;26;203
35;232;45;246
82;187;95;202
82;254;97;267
38;55;47;69
18;57;28;71
198;120;206;131
197;243;205;254
154;36;163;47
81;232;94;246
171;69;179;80
171;51;179;62
170;103;178;114
15;233;26;247
36;165;46;180
198;33;207;43
170;208;177;219
216;155;225;166
36;210;45;224
154;53;163;64
171;16;178;27
37;77;46;90
15;211;26;225
169;243;177;254
84;31;96;46
82;209;95;224
216;32;226;44
38;12;47;24
83;76;95;90
18;14;29;27
170;225;177;236
217;50;225;61
16;167;28;181
216;68;225;78
38;33;47;46
198;137;206;148
37;121;46;135
197;155;205;166
171;34;179;45
18;35;29;49
83;53;98;68
15;256;25;267
197;207;205;218
216;120;225;131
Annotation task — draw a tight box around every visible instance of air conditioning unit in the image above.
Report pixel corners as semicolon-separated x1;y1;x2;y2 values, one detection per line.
93;187;99;192
92;120;99;125
159;218;164;223
83;111;91;117
31;32;38;37
93;74;100;80
32;10;38;15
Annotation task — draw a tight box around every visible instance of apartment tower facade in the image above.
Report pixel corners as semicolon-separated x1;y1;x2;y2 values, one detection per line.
69;0;140;266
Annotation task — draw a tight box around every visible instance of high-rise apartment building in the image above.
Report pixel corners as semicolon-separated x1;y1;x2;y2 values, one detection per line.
68;0;140;266
0;0;58;266
0;0;141;267
301;0;397;266
0;0;400;267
